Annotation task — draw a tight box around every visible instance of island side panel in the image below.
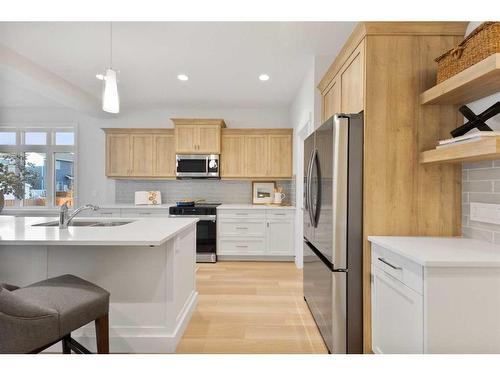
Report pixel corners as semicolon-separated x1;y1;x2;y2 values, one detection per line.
0;245;48;286
0;223;198;354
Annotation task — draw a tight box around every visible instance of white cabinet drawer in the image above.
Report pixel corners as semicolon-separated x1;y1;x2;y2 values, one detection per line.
218;237;266;254
371;243;423;294
218;219;266;237
217;209;266;219
120;209;170;217
266;210;295;219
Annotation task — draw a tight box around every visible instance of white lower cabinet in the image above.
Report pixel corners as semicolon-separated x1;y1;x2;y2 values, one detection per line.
217;208;295;258
372;266;423;354
370;240;500;354
267;220;294;255
371;244;424;354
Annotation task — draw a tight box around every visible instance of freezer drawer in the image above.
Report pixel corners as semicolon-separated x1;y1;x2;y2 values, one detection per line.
303;241;333;352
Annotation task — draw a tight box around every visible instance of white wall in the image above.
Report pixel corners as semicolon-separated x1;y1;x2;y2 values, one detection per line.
0;105;290;206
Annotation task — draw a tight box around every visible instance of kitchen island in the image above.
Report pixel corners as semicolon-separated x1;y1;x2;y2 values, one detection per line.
0;215;199;353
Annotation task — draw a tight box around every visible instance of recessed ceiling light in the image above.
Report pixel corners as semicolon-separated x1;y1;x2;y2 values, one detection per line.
259;74;270;81
177;74;189;81
96;73;105;80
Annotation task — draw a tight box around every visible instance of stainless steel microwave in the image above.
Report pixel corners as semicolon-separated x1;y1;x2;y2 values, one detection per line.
176;154;220;179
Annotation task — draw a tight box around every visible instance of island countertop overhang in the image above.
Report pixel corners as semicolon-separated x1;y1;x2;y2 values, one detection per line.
0;216;198;246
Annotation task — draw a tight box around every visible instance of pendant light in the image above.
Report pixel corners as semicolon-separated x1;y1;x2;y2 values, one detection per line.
97;23;120;114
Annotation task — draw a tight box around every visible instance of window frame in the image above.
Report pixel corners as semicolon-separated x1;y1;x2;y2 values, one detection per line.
0;123;78;208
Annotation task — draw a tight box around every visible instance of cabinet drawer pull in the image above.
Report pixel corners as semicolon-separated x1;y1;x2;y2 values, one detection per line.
139;212;152;215
236;213;249;216
236;227;248;230
273;213;286;216
236;245;248;248
378;257;402;270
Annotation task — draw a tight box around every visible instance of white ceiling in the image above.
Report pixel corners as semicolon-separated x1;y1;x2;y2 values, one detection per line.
0;22;356;109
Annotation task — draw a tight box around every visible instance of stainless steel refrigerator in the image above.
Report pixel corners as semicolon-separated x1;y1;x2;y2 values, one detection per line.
303;113;363;354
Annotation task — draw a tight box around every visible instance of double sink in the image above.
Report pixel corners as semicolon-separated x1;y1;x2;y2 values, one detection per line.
33;220;133;227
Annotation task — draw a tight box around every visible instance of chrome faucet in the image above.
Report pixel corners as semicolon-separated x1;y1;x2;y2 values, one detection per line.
59;202;100;229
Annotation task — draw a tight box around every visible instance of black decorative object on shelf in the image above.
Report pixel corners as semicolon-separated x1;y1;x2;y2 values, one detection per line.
450;102;500;138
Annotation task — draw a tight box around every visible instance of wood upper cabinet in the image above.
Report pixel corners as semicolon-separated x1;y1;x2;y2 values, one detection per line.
131;134;154;177
106;133;131;177
245;134;269;177
321;40;364;122
154;134;175;177
221;129;293;179
104;129;175;178
323;76;341;122
175;125;198;154
340;40;365;113
268;134;292;177
220;133;246;178
171;118;226;154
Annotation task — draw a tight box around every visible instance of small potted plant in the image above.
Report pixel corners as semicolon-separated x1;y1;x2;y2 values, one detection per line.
0;154;40;213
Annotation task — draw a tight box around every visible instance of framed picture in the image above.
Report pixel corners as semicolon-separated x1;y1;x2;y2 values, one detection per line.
252;181;276;205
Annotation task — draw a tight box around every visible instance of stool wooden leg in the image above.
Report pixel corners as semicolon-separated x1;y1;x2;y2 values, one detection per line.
62;334;71;354
95;314;109;354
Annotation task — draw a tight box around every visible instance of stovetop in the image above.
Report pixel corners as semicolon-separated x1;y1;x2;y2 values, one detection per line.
169;203;220;216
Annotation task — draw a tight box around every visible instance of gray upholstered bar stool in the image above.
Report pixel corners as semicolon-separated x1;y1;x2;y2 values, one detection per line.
0;274;110;354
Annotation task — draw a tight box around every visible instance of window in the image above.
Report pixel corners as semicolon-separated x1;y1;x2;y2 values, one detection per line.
0;125;76;208
0;132;16;145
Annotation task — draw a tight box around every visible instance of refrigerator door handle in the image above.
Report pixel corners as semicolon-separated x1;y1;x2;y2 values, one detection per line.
306;149;316;227
312;149;322;228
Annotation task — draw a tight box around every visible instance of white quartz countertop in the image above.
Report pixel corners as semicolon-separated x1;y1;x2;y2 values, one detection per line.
0;216;198;246
217;204;295;210
368;236;500;267
99;203;175;209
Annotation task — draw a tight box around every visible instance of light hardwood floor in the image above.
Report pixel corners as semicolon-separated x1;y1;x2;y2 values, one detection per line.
176;261;328;354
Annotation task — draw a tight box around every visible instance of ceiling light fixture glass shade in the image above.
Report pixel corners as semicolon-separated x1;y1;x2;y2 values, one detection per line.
102;68;120;114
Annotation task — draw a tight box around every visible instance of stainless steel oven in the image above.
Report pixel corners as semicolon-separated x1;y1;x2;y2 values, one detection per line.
176;154;219;179
169;203;219;263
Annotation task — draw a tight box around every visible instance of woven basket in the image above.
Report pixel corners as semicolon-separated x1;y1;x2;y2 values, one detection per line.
435;21;500;83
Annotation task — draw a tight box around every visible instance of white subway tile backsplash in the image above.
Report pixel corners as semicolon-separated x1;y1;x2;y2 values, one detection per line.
462;226;494;242
462;181;493;193
462;192;469;203
468;168;500;181
463;161;500;244
463;160;493;169
468;192;500;204
115;179;295;206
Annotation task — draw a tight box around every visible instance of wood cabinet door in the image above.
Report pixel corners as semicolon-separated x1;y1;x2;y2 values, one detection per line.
267;219;294;255
323;77;341;122
268;134;292;178
371;266;423;354
245;135;269;177
341;40;365;113
175;125;198;153
131;134;154;177
220;134;246;177
198;125;221;154
154;134;175;177
106;133;131;177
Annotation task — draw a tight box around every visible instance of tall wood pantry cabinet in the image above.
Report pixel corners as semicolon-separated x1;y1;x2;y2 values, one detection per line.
317;22;467;352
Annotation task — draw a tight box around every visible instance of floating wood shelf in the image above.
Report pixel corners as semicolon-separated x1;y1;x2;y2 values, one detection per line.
421;53;500;105
420;136;500;164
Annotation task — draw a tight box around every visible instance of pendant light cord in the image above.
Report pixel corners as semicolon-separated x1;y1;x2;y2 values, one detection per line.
110;22;113;69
